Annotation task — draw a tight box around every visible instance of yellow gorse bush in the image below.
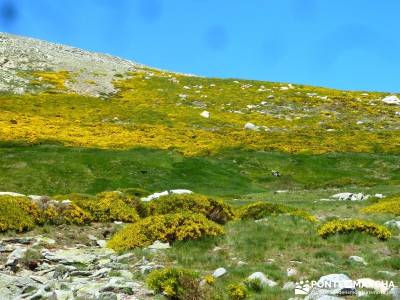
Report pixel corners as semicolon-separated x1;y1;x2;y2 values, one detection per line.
0;196;39;232
107;212;225;251
60;191;140;223
318;219;392;240
239;201;317;222
147;193;236;224
361;196;400;216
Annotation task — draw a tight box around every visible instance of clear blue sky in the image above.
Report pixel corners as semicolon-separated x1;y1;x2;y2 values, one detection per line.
1;0;399;92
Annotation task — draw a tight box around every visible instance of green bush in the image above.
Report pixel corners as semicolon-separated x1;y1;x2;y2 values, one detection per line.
318;219;392;240
0;196;39;232
244;278;263;292
147;193;235;224
239;201;316;222
107;213;224;251
146;267;204;299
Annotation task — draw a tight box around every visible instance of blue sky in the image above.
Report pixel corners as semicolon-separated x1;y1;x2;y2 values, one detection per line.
1;0;400;92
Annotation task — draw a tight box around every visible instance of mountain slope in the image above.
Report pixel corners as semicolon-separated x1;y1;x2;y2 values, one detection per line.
1;33;399;156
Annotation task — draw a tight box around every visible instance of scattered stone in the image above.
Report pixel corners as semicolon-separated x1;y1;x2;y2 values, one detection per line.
382;95;400;105
349;256;367;265
384;220;400;230
212;267;227;278
200;110;210;118
244;122;259;131
287;268;297;277
331;192;369;201
5;247;27;267
283;281;296;290
141;189;193;202
305;274;355;300
96;240;107;248
247;272;277;287
147;240;170;250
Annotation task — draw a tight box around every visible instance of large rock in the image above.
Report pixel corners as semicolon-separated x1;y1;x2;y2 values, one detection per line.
42;248;114;265
382;95;400;105
305;274;355;300
384;220;400;230
331;192;369;201
247;272;277;287
212;267;227;278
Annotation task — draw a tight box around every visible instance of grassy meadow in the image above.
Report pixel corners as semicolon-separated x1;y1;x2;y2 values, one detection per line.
0;66;399;299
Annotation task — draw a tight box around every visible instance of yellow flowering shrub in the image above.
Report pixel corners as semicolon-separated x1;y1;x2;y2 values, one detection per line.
54;202;92;225
69;191;140;223
0;196;39;232
227;284;248;300
361;196;400;215
318;219;392;240
239;201;317;222
30;70;70;91
1;68;399;155
146;267;201;300
107;213;225;251
147;193;235;224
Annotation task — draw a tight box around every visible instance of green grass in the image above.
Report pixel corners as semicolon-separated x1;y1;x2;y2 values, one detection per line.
0;144;399;196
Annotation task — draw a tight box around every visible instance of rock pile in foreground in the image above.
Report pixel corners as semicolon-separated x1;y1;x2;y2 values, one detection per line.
0;236;153;300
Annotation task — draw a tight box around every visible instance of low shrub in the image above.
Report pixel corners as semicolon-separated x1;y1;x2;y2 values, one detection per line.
70;191;140;223
107;213;224;251
147;193;235;224
244;278;263;292
239;201;316;222
318;219;392;240
146;267;204;300
227;283;248;300
361;197;400;216
0;196;39;232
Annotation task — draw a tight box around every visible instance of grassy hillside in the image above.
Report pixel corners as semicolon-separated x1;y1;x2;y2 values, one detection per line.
1;68;399;157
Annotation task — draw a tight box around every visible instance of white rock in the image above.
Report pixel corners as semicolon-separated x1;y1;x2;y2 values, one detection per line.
287;268;297;277
212;267;227;278
384;220;400;230
305;274;355;300
6;247;27;266
141;189;192;202
147;240;171;250
374;193;384;199
244;122;259;131
331;192;368;201
349;256;367;265
382;95;400;105
0;192;25;197
200;111;210;118
248;272;277;287
283;281;296;290
96;240;107;248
